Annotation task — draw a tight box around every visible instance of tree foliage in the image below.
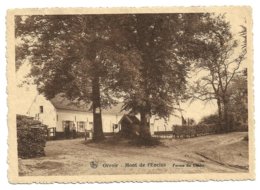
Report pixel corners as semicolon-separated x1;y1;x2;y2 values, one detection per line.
15;13;232;141
190;14;247;132
227;69;248;125
112;14;208;138
15;15;140;141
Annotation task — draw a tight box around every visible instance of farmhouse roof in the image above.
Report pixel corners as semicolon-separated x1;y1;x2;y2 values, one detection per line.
118;114;140;125
50;94;127;115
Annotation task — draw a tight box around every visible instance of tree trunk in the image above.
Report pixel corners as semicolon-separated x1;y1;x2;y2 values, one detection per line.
217;98;223;133
139;110;151;140
223;100;229;133
92;76;105;141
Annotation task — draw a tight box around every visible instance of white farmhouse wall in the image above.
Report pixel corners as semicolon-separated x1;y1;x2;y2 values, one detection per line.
102;113;124;133
134;113;182;135
150;114;182;133
56;109;91;132
56;110;124;133
27;94;57;129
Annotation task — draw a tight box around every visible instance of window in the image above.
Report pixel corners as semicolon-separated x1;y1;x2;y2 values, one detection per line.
39;106;43;113
88;122;93;131
77;121;86;132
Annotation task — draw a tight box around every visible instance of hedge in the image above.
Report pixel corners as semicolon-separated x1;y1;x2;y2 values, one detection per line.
172;124;218;138
17;115;47;158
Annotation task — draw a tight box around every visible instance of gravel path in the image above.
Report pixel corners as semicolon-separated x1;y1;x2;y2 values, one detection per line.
18;132;249;176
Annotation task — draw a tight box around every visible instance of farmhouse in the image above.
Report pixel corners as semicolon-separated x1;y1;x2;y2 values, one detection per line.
26;93;127;138
24;92;183;139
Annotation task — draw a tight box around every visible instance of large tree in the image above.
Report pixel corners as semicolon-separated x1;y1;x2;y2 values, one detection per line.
190;14;247;132
114;14;207;139
15;15;138;141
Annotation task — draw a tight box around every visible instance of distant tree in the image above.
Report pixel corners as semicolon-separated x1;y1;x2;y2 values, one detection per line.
190;14;247;132
199;114;219;125
227;69;248;127
15;15;139;141
199;70;247;131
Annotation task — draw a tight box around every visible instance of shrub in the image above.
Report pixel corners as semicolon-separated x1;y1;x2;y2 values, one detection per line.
199;114;219;125
17;115;47;158
173;124;218;138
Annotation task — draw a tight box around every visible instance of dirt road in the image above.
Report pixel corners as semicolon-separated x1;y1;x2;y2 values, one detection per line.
19;132;249;176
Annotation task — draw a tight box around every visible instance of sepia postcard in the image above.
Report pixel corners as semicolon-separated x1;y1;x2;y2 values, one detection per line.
7;6;254;183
